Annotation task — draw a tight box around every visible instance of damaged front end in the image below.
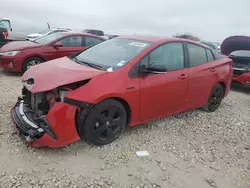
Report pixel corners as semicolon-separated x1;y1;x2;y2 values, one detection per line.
11;87;62;142
11;79;89;147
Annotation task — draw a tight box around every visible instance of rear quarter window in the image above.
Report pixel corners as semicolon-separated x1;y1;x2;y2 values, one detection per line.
187;43;207;67
212;50;225;60
206;49;215;62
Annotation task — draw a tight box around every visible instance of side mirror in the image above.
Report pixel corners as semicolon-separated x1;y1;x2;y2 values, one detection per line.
141;63;167;74
53;41;63;48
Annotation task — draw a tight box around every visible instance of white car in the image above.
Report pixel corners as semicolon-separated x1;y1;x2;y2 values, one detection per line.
26;28;71;41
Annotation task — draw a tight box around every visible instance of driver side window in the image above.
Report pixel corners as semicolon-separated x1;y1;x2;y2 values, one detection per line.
141;42;185;71
59;36;83;47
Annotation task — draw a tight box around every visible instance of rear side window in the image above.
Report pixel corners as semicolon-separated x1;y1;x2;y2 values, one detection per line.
187;43;207;67
85;36;103;47
59;36;83;46
206;49;215;62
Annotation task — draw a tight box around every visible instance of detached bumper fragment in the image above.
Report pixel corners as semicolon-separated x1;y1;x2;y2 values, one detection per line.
11;98;58;141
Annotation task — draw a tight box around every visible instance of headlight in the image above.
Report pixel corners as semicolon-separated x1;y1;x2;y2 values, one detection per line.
0;51;20;56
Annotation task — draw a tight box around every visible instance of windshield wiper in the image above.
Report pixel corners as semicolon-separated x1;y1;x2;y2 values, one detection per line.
73;57;103;70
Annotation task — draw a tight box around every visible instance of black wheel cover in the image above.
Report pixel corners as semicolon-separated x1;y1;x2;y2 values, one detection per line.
78;99;127;145
207;84;224;112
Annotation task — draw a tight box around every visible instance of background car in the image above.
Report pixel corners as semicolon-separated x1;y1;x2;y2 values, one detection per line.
0;32;105;72
0;17;50;41
82;29;104;36
11;36;232;148
229;50;250;87
200;41;221;52
26;28;71;41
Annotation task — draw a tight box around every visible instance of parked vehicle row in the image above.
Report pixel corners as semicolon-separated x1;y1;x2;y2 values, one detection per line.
10;36;233;148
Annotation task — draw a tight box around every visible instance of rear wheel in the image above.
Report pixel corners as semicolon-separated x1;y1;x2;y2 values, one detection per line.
22;57;44;73
203;84;224;112
78;99;127;145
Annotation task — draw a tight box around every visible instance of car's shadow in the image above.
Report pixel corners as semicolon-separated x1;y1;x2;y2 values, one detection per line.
0;68;22;77
231;82;250;95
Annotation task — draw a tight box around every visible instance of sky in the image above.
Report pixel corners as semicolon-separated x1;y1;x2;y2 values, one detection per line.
1;0;250;42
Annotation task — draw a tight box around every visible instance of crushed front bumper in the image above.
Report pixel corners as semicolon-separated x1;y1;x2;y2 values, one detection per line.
11;97;80;148
11;98;57;142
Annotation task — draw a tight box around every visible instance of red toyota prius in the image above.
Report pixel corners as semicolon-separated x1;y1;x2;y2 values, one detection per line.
0;32;105;72
11;36;233;148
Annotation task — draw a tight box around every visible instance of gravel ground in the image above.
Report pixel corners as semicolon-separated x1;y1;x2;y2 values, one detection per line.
0;68;250;188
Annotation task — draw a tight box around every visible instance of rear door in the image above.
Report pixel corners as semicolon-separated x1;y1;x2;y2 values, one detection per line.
139;42;189;121
185;43;219;109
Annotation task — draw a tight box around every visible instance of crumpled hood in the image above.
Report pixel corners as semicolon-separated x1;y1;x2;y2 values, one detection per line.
21;57;107;93
1;41;42;52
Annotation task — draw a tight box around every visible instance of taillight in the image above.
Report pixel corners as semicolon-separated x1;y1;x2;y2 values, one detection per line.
3;32;8;40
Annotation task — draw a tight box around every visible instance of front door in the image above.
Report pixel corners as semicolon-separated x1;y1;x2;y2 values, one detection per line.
52;36;87;59
139;42;189;121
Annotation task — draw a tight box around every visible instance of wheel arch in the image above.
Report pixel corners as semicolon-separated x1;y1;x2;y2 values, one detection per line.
22;55;46;72
24;55;46;63
218;81;226;96
111;97;131;126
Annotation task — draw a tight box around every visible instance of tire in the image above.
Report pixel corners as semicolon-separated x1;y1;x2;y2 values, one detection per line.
78;99;127;145
22;57;44;73
203;84;224;112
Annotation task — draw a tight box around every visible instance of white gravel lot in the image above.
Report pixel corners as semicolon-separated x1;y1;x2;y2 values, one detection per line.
0;68;250;188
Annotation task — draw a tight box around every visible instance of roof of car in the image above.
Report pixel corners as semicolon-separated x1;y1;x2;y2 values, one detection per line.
57;32;105;39
117;35;211;47
117;35;174;42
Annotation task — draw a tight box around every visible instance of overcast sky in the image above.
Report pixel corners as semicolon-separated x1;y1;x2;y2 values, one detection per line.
1;0;250;42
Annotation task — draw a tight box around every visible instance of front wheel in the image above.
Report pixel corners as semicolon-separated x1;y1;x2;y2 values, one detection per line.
22;57;44;73
78;99;127;145
203;84;224;112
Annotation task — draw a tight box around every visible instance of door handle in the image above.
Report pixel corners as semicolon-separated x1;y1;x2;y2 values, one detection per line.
210;67;216;72
178;74;188;79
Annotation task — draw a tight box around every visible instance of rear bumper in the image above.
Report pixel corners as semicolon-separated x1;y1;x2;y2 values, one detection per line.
232;72;250;87
11;98;80;148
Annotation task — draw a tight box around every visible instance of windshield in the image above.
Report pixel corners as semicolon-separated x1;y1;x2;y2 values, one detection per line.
75;38;152;71
38;28;52;34
34;32;66;44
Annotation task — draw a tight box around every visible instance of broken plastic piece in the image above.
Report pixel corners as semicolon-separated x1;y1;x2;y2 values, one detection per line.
136;150;150;157
107;67;113;72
